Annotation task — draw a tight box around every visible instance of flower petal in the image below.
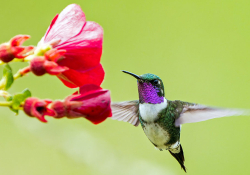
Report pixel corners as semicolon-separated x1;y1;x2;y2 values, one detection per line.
73;90;112;124
79;84;101;95
44;4;86;45
10;35;30;46
56;21;103;71
85;107;112;124
57;64;104;88
44;61;69;75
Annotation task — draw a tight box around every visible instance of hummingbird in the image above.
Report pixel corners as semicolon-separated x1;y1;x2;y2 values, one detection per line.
111;70;250;172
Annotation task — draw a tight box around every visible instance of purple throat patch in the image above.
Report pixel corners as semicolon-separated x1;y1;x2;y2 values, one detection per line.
138;82;164;104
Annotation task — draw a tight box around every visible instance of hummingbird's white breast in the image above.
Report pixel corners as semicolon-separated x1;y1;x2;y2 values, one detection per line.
139;98;171;150
139;98;167;122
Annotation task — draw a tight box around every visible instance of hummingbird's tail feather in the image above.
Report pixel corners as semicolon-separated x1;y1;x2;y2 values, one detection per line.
169;144;186;172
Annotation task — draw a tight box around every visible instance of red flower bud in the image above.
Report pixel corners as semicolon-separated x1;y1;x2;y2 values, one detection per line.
30;56;46;76
23;97;56;122
0;35;34;62
49;100;66;118
30;49;68;76
50;84;112;124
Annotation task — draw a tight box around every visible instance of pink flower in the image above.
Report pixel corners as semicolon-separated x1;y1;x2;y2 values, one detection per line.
23;97;56;122
50;84;112;124
0;35;34;62
38;4;104;88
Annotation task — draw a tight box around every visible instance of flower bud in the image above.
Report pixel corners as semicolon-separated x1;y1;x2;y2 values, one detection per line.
23;97;56;122
30;49;68;76
50;100;66;118
30;56;46;76
0;35;34;62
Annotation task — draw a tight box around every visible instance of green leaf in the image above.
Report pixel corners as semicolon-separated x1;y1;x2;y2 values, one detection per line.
10;89;32;113
1;64;14;90
22;88;32;98
9;107;18;114
6;95;17;114
12;94;26;110
6;95;13;102
6;95;13;101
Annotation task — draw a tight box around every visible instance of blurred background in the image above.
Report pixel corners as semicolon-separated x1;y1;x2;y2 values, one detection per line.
0;0;250;174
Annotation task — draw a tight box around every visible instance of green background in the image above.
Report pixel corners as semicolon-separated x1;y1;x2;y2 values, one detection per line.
1;0;250;174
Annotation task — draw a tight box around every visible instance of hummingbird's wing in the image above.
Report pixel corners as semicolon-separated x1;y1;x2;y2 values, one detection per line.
175;103;250;126
111;100;140;126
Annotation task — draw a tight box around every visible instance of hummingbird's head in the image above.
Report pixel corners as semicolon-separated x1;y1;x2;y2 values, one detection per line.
122;70;165;104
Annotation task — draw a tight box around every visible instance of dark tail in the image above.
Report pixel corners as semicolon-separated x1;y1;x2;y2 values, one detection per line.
169;144;186;172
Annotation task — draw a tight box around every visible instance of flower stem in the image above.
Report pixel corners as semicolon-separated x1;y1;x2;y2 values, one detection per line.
13;66;30;80
0;66;30;90
0;58;29;66
0;101;12;107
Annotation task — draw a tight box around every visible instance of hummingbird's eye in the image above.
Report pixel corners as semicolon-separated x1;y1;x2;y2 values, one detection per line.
153;79;159;85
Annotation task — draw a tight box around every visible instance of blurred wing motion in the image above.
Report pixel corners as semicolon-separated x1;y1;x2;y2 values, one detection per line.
111;100;140;126
175;104;250;126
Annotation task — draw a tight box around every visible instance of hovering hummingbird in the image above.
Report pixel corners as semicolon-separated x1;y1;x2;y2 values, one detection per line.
111;70;250;172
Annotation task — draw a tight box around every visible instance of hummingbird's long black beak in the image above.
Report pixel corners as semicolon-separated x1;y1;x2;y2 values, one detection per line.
122;70;141;80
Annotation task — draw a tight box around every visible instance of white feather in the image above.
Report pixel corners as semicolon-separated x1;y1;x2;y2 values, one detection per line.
175;105;250;126
143;123;170;150
139;98;167;122
111;101;140;126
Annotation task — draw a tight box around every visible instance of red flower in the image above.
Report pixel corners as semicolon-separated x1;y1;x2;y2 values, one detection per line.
50;84;112;124
23;97;56;122
0;35;34;62
38;4;104;88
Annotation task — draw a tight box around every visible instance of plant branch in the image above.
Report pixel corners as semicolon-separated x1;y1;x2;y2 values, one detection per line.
13;66;30;80
0;58;29;66
0;101;12;107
